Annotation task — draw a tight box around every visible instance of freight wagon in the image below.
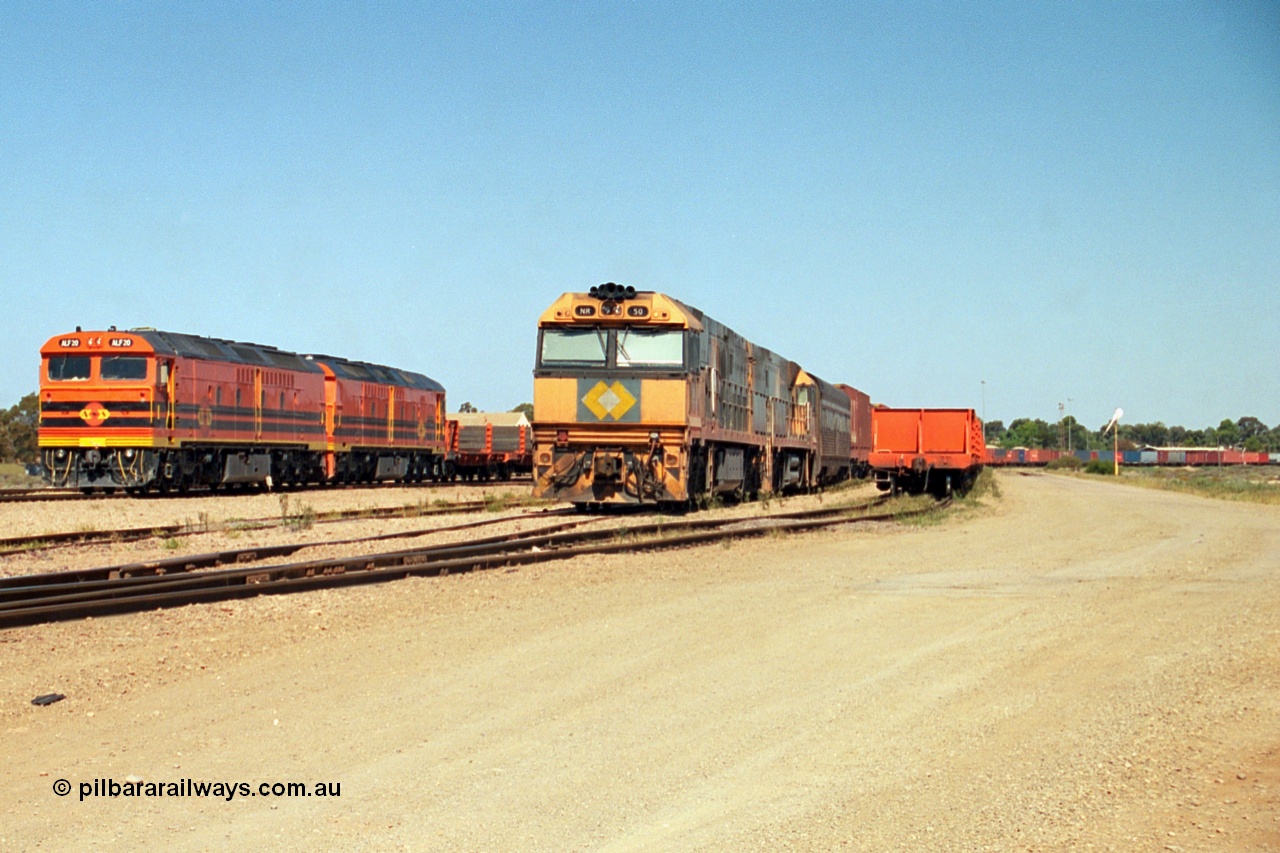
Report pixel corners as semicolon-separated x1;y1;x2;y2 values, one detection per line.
868;407;986;496
447;411;533;481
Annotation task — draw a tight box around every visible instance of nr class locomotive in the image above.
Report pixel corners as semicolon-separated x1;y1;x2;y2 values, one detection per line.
38;328;448;493
530;284;874;507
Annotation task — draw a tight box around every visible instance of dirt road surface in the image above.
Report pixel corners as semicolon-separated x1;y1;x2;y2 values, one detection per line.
2;472;1277;851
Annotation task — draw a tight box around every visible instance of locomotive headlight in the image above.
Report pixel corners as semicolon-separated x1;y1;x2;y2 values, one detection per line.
648;431;660;443
55;448;67;460
124;448;136;459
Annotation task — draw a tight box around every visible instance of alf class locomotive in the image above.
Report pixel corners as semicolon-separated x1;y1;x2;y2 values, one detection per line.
38;328;448;493
530;284;875;507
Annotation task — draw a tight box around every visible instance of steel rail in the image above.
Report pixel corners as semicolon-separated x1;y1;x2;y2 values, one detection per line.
0;495;935;628
0;497;559;556
0;507;587;590
0;476;531;505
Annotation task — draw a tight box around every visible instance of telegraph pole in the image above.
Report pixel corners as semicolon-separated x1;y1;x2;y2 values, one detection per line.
1067;398;1074;453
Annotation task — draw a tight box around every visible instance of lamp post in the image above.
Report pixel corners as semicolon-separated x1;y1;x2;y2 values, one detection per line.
1067;398;1074;453
1103;408;1123;476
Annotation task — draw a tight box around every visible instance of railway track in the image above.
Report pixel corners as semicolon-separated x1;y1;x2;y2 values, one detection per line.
0;495;946;628
0;497;554;556
0;477;531;505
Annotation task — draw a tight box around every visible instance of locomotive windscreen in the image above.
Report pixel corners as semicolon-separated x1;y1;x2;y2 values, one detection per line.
100;356;148;380
540;329;608;366
616;328;682;367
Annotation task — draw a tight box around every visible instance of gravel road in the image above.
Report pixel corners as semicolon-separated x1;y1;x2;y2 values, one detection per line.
1;472;1276;851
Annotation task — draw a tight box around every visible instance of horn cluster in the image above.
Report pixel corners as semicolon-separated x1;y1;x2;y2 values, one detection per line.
589;282;637;300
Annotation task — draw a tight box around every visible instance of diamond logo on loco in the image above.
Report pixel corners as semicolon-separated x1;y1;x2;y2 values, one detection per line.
582;381;636;421
78;403;111;427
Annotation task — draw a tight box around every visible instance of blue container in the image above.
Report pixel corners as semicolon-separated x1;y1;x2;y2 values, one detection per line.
1099;451;1115;463
1138;451;1158;465
1074;450;1091;462
1122;451;1142;464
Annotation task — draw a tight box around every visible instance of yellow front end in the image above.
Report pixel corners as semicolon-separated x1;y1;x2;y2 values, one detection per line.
531;290;696;506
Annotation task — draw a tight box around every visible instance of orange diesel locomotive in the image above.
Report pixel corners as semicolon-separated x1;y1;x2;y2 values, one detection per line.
531;284;872;507
39;328;447;492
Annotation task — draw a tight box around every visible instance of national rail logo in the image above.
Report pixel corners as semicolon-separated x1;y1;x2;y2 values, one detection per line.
581;380;637;421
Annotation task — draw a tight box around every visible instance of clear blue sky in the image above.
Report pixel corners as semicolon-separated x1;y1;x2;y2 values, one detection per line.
2;2;1277;432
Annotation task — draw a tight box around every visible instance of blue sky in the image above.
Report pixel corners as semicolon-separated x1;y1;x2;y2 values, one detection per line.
2;1;1277;431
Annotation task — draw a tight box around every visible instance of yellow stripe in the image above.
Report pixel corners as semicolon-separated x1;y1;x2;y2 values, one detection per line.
41;436;156;448
85;436;155;447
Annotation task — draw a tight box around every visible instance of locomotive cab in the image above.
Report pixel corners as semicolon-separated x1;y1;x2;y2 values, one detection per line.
532;287;695;505
39;331;164;489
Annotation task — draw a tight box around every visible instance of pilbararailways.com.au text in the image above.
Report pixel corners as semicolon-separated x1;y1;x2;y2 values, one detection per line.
58;778;340;802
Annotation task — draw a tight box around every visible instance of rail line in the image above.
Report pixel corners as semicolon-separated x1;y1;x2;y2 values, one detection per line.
0;477;532;505
0;497;556;556
0;495;945;628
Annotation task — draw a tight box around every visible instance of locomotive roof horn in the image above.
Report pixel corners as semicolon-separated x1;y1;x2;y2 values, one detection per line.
589;282;637;300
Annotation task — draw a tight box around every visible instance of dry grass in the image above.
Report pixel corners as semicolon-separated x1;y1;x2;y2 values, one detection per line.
0;462;41;488
1050;463;1280;505
1119;465;1280;505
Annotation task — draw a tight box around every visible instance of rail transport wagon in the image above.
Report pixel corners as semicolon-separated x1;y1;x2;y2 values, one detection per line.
869;407;985;496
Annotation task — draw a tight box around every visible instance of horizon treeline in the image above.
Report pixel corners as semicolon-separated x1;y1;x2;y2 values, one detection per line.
3;390;1278;463
984;415;1280;453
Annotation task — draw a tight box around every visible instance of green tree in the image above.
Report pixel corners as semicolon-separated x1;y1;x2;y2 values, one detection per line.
1236;416;1268;442
1215;418;1239;447
510;402;534;419
458;402;477;413
1124;422;1169;448
1001;418;1055;449
1183;429;1209;447
983;419;1005;445
0;393;39;463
